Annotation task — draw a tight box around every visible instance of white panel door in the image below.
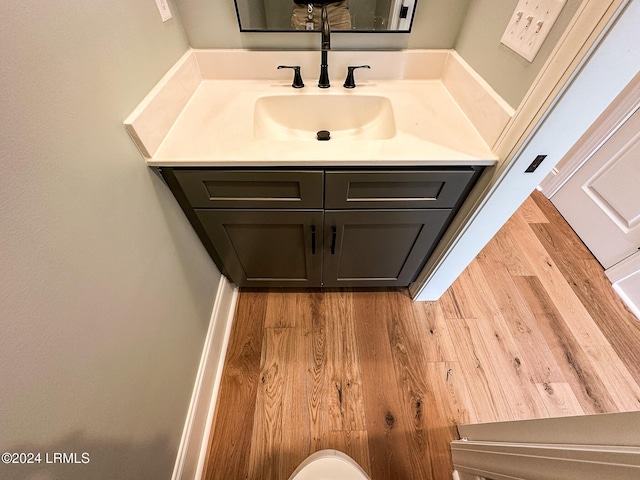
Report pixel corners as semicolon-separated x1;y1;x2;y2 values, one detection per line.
552;107;640;269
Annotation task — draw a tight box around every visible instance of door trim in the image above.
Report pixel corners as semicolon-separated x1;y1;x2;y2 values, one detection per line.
452;411;640;480
451;440;640;480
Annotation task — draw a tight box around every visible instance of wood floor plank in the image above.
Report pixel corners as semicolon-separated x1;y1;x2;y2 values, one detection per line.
430;361;475;425
444;315;505;424
513;275;620;414
383;290;436;478
280;291;315;479
203;291;266;480
264;290;296;328
307;291;329;452
424;361;473;478
481;220;537;276
534;382;585;418
402;294;474;478
325;289;349;432
439;281;475;319
410;300;459;362
352;291;414;480
456;261;550;419
530;191;640;383
324;290;367;433
370;291;470;479
581;345;640;411
508;211;612;348
247;327;292;480
475;240;566;384
519;194;550;224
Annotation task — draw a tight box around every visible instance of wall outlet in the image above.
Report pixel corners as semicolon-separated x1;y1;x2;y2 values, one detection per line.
500;0;566;62
154;0;172;22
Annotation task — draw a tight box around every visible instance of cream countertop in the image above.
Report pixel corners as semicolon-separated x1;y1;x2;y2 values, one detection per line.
150;80;496;166
125;50;513;167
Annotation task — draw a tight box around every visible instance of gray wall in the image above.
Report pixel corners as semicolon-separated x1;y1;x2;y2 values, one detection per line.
454;0;584;108
0;1;222;479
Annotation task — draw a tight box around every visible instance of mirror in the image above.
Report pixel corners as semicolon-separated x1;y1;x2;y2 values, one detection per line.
234;0;418;32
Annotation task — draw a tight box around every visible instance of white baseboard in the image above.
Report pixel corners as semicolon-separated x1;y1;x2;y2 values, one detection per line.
606;251;640;321
171;276;238;480
453;469;483;480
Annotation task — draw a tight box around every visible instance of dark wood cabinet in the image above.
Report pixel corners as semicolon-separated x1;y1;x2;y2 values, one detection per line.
196;209;323;287
161;166;482;288
322;209;451;287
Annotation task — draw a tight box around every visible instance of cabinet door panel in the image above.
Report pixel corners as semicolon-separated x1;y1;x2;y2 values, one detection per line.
325;169;476;209
196;209;323;287
323;209;451;287
174;170;323;209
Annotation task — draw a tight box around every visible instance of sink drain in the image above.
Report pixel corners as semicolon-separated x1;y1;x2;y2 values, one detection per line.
317;130;330;141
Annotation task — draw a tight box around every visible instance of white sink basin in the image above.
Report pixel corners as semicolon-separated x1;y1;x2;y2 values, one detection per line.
253;94;396;141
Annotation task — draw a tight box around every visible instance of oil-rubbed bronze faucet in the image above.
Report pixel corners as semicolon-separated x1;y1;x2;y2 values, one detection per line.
343;65;371;88
277;65;304;88
318;6;331;88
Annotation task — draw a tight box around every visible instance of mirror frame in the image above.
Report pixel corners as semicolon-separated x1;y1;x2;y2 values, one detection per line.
233;0;418;33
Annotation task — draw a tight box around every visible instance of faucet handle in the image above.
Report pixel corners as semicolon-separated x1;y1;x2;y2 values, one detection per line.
343;65;371;89
277;65;304;88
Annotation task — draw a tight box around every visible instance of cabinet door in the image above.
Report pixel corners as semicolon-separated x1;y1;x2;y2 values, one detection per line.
323;209;451;287
196;209;323;287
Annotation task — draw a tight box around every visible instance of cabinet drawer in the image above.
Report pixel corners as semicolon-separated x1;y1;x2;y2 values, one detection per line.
325;169;477;209
172;169;323;209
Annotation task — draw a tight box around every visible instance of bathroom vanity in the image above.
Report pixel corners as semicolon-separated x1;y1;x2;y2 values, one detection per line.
125;49;512;289
161;166;482;287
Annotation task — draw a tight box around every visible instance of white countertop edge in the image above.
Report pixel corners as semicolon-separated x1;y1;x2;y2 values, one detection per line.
147;158;497;168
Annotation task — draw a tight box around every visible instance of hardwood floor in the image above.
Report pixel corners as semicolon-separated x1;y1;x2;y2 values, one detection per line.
202;191;640;480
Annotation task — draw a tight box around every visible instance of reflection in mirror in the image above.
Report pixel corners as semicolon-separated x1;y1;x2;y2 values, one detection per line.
234;0;417;32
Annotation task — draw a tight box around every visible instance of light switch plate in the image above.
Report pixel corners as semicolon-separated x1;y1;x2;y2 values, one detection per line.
154;0;172;22
500;0;566;62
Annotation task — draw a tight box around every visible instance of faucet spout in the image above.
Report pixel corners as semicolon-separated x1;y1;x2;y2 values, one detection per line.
318;6;330;88
321;6;330;50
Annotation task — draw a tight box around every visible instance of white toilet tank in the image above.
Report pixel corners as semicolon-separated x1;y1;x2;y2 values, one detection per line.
288;450;371;480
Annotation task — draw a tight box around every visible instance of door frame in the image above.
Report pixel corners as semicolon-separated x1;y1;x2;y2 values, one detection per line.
388;0;415;31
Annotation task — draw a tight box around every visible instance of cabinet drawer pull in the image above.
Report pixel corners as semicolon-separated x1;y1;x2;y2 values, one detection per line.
311;225;316;254
330;226;337;254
